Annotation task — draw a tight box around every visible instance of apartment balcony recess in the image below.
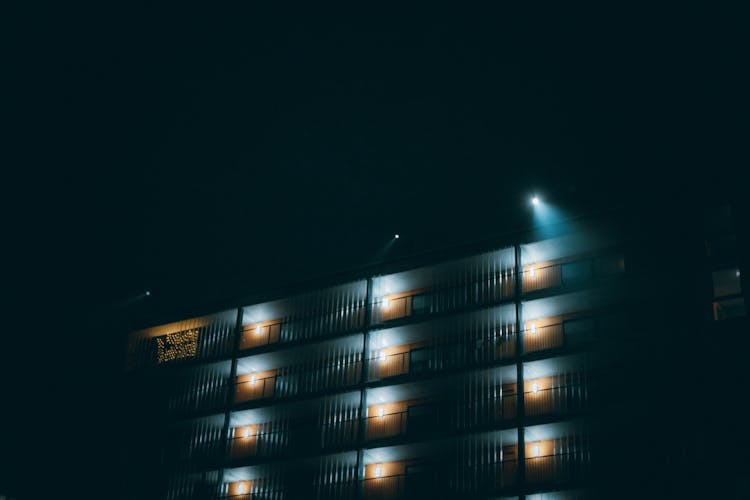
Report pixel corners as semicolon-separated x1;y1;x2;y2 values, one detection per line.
523;321;565;353
525;450;591;485
362;461;446;500
230;423;289;460
372;279;515;325
524;375;588;418
522;254;626;296
240;320;282;351
525;423;591;486
234;371;277;403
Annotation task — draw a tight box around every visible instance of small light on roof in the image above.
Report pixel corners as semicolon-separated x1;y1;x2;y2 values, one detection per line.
394;234;400;239
531;196;540;205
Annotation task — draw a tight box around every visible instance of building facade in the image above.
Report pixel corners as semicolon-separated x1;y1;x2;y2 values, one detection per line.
123;203;748;499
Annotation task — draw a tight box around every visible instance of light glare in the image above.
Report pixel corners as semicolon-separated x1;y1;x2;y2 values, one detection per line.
375;466;383;478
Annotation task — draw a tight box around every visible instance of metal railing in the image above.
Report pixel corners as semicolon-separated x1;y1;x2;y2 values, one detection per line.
523;323;564;353
362;475;406;500
234;375;276;403
372;351;410;379
371;274;516;325
240;322;282;350
524;383;587;416
525;453;590;483
522;264;563;293
366;411;408;440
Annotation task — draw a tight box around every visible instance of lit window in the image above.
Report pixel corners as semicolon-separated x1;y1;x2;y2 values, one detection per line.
378;407;385;418
532;382;539;394
375;466;383;478
532;444;541;457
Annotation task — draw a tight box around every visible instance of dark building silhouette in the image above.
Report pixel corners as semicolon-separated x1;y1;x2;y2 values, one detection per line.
123;199;748;499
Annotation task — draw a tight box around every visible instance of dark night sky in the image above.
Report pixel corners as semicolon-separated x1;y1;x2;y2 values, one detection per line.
3;4;747;497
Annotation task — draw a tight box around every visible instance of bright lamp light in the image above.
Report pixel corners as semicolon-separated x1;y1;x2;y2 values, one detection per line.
530;323;537;334
379;351;387;362
382;297;390;308
375;466;383;478
255;325;262;335
532;444;541;457
531;196;540;205
250;375;257;386
237;483;247;494
378;407;385;417
532;382;539;394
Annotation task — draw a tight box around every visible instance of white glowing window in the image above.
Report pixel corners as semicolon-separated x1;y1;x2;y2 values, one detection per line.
532;444;541;457
250;376;257;386
382;297;390;308
378;407;385;418
237;483;247;494
532;382;539;394
375;466;383;478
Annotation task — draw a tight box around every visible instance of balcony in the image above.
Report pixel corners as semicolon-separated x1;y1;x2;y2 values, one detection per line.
240;321;282;350
524;376;588;417
522;254;626;296
234;372;276;403
372;277;516;325
525;453;590;484
321;418;360;450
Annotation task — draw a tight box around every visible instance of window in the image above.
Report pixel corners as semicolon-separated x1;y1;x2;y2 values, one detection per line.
409;347;430;373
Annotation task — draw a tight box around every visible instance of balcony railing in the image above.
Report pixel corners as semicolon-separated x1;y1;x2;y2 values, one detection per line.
525;453;590;484
275;361;362;397
366;412;408;440
523;323;564;353
372;274;516;325
525;383;587;416
523;264;563;293
234;375;276;403
372;351;410;379
362;475;405;500
230;429;289;459
240;322;282;350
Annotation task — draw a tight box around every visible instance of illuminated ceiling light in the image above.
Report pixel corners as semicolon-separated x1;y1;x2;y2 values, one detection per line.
375;466;383;478
530;323;537;334
255;325;262;335
382;297;390;308
394;234;400;239
145;290;151;296
237;483;247;494
531;196;540;206
737;270;741;278
532;382;539;394
250;376;257;386
379;351;387;362
532;444;541;457
529;266;536;278
378;407;385;417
